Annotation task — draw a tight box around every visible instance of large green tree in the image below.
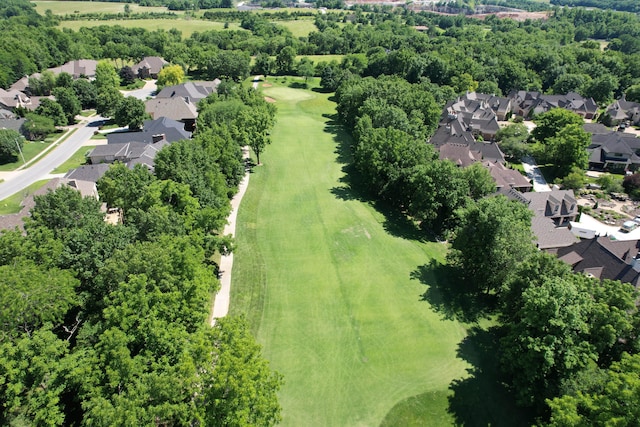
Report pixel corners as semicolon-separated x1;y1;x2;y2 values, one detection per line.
0;129;23;163
52;87;81;125
532;108;585;144
113;96;148;130
447;195;536;295
545;123;591;177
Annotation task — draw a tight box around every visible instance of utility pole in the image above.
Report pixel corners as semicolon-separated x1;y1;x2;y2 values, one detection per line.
15;138;25;165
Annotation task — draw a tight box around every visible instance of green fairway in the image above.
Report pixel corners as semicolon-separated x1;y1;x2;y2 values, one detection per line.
273;19;318;37
231;78;468;426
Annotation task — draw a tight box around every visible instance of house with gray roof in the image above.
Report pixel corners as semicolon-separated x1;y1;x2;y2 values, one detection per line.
0;88;31;110
508;91;598;119
88;139;169;171
145;97;198;131
132;56;168;79
48;59;97;79
483;160;532;193
604;96;640;126
502;188;579;249
587;131;640;172
554;236;640;287
106;117;191;145
64;163;111;183
155;80;221;105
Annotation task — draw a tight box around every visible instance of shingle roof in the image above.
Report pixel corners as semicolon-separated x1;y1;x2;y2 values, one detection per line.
145;97;198;121
106;117;190;145
555;236;640;287
64;163;111;183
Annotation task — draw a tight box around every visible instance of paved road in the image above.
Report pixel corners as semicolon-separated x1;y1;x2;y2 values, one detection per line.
0;116;104;200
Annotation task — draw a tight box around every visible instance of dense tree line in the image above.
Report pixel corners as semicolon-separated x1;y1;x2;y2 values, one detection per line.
551;0;640;13
0;76;280;425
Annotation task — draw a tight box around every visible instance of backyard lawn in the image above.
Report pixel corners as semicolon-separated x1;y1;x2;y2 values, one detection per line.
230;78;469;426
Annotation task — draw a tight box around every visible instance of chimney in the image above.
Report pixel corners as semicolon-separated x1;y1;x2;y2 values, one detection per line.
152;134;165;143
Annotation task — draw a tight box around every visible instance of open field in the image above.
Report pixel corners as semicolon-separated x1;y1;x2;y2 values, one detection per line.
273;19;318;37
33;1;171;15
230;77;469;425
57;19;244;37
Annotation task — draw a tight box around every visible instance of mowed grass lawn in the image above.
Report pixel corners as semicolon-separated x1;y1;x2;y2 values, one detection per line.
33;1;171;15
231;79;468;426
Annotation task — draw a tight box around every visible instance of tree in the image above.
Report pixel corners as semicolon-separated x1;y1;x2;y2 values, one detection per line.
27;185;105;240
623;172;640;199
72;78;97;109
297;57;315;84
463;162;496;200
253;52;273;77
96;86;124;118
532;108;585;144
625;83;640;103
275;46;296;75
0;129;23;163
585;74;618;104
118;65;136;86
156;64;184;88
496;122;530;160
28;70;55;96
94;60;120;91
22;113;56;141
0;260;78;338
233;105;275;165
548;353;640;426
545;123;591;177
561;167;586;190
34;98;66;126
113;96;148;130
447;195;536;295
500;274;596;409
55;71;73;88
52;87;81;125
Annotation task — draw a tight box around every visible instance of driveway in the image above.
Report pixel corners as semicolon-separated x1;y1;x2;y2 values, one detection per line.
121;79;157;100
522;155;551;192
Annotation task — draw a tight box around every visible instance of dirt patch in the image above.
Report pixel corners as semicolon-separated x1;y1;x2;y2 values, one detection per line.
264;96;276;103
262;83;272;88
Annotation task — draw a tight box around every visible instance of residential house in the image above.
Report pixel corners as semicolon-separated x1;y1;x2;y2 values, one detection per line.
132;56;168;79
604;96;640;126
0;88;31;110
155;80;221;105
584;122;611;135
145;97;198;131
106;117;191;145
443;93;501;140
48;59;98;79
64;163;111;183
587;131;640;172
88;139;169;171
0;117;26;135
508;91;598;119
554;236;640;287
482;160;532;192
503;188;579;249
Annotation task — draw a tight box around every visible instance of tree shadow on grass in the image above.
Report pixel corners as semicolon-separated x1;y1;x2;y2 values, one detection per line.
324;113;433;242
448;326;535;427
411;259;496;323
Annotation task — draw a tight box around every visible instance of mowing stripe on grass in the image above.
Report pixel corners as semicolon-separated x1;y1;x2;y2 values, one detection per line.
231;80;468;426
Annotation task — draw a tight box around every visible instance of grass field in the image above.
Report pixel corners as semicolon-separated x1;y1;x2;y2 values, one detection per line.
57;19;244;37
33;1;171;15
230;77;469;426
273;19;318;37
